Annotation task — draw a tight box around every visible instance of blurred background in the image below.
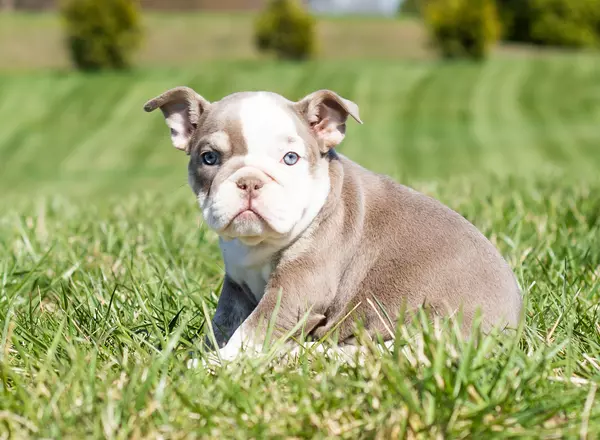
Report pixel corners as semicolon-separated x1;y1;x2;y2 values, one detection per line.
0;0;598;199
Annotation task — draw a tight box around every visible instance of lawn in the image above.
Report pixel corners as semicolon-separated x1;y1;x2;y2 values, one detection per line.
1;52;600;436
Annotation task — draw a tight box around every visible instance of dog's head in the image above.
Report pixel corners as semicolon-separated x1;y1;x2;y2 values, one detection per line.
144;88;361;246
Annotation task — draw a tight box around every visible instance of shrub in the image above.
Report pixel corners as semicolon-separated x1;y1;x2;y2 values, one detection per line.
497;0;534;43
529;0;600;48
423;0;501;60
255;0;316;60
498;0;600;48
60;0;143;71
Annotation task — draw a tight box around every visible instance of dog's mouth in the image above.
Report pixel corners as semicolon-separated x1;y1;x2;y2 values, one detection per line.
217;207;277;246
218;206;270;238
232;209;263;223
230;206;268;226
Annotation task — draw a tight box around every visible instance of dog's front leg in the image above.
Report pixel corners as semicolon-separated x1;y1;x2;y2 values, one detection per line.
218;280;329;362
207;276;257;349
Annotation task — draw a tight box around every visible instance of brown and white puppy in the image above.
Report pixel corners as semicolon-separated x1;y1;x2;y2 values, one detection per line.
144;87;522;361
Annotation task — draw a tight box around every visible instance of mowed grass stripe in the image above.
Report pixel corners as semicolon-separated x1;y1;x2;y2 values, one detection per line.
380;64;437;179
577;58;600;155
385;65;435;178
472;59;541;176
2;76;135;185
4;85;107;184
2;57;600;198
398;64;481;178
552;57;600;166
442;63;484;174
521;59;573;166
398;65;437;178
341;63;435;177
410;66;455;177
535;59;584;166
368;64;429;180
0;76;85;175
58;76;154;172
469;58;505;174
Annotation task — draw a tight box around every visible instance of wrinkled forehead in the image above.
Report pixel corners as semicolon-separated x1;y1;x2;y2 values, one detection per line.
195;92;314;159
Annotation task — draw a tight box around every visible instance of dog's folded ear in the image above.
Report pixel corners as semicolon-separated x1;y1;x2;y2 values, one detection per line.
144;87;211;154
294;90;362;153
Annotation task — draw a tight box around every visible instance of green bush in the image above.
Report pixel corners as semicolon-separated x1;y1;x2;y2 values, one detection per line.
60;0;143;71
498;0;600;48
529;0;600;48
423;0;501;60
497;0;534;43
255;0;316;60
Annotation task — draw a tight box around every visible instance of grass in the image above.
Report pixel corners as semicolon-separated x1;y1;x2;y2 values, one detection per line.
2;55;600;197
1;55;600;437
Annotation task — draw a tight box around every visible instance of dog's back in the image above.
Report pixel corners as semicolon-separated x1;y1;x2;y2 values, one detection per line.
307;154;522;340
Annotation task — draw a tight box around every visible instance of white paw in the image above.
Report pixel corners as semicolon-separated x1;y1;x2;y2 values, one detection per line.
219;344;242;362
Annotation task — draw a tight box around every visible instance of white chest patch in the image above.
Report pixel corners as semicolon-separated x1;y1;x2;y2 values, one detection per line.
220;238;274;304
231;263;271;304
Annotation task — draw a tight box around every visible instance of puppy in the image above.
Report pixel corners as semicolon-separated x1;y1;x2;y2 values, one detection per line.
144;87;522;361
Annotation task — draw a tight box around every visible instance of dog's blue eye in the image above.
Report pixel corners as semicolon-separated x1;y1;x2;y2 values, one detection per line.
201;151;219;166
283;152;299;166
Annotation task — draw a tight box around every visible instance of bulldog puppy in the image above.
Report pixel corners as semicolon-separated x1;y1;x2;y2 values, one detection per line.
144;87;522;361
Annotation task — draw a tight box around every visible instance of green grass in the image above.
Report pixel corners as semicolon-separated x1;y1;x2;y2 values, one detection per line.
1;55;600;438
